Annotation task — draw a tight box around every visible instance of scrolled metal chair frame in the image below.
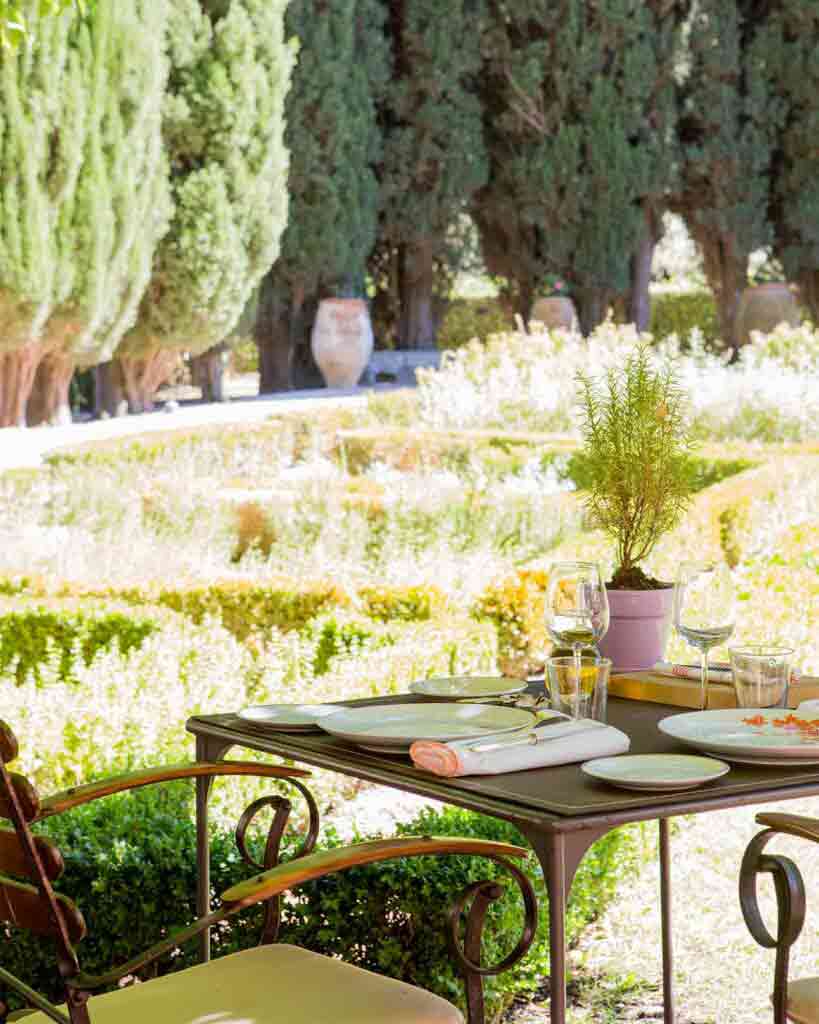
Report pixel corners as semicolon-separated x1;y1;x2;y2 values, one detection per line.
234;780;538;1024
739;827;808;1024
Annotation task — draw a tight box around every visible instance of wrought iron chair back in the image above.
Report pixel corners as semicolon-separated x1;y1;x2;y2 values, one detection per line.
0;717;537;1024
740;815;811;1024
0;722;84;1023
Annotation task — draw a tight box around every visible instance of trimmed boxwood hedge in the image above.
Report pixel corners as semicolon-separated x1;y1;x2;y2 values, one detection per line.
3;787;641;1023
0;607;158;685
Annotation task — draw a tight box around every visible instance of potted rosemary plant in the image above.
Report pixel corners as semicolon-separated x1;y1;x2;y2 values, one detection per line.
574;347;696;670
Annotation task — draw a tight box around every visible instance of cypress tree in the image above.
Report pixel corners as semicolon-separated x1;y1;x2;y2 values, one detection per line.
371;0;488;349
674;0;781;350
253;0;389;393
0;0;168;427
117;0;294;411
1;0;75;47
762;3;819;320
476;0;686;334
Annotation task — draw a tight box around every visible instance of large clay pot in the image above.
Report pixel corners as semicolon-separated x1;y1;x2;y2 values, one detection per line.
735;282;800;348
311;298;374;388
597;586;674;672
530;296;578;331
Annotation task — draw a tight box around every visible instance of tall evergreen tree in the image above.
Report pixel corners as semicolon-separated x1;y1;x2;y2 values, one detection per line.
117;0;293;411
476;0;686;334
762;3;819;321
371;0;488;350
0;0;169;427
674;0;781;350
253;0;389;393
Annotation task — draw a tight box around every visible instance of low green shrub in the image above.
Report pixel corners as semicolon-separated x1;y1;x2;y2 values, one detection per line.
438;297;511;350
5;791;640;1024
359;583;448;622
154;581;348;640
650;289;719;348
0;606;158;685
308;615;379;675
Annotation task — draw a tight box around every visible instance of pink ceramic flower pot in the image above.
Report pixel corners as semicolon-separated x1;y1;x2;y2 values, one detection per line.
598;586;674;672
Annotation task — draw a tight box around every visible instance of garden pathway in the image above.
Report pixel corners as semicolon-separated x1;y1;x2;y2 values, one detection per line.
0;382;391;472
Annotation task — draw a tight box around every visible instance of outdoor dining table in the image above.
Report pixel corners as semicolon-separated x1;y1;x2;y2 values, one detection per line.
187;692;819;1024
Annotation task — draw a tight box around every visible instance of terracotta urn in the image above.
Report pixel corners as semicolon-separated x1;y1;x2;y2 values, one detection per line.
597;586;674;672
734;282;799;349
530;296;578;331
311;298;374;388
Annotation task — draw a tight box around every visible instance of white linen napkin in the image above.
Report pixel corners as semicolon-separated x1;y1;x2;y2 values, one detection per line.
409;719;630;777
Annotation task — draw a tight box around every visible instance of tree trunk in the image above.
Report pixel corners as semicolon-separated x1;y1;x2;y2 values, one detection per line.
191;344;226;403
629;208;658;333
797;269;819;323
0;344;44;428
691;227;746;354
27;351;75;426
254;274;294;393
574;288;613;336
94;361;127;418
398;241;437;349
118;351;177;413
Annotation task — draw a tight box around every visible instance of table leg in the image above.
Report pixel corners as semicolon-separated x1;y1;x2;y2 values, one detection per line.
659;817;676;1024
521;825;611;1024
195;735;211;964
195;734;232;963
547;833;569;1023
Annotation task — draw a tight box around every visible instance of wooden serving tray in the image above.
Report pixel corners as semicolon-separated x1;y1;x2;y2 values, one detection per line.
609;671;819;710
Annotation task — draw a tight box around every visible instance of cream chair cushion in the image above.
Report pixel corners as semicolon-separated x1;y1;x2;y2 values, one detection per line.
23;944;463;1024
787;977;819;1023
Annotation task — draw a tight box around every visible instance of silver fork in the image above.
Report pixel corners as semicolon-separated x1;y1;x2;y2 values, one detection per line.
467;712;573;753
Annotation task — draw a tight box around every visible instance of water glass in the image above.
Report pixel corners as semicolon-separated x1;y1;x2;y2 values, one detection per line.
546;656;611;722
730;645;793;709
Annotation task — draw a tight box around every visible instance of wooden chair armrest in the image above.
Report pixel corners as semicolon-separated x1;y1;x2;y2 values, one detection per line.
38;762;309;819
220;835;529;910
756;813;819;844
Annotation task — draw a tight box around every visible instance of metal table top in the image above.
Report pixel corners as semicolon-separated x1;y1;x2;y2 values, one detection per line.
187;696;819;833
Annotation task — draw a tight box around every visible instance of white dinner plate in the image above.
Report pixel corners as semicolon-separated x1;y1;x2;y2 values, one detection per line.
659;708;819;760
319;702;536;753
704;752;819;768
582;753;730;792
238;704;338;732
409;676;527;700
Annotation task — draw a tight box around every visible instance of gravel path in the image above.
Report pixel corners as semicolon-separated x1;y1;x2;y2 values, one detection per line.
508;798;819;1023
0;381;384;471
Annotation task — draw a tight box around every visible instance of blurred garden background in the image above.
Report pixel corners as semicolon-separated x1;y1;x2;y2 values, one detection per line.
1;1;819;1022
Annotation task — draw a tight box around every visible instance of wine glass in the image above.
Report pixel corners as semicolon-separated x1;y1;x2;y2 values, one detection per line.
673;562;735;711
545;562;610;716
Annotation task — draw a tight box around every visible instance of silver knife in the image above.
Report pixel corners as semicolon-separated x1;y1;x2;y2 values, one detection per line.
468;715;598;754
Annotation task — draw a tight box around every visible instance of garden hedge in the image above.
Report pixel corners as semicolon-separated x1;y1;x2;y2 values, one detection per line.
0;605;158;685
649;289;719;347
4;787;640;1023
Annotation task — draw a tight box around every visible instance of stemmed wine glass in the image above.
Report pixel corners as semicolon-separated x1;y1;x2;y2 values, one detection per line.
545;562;610;716
673;562;736;711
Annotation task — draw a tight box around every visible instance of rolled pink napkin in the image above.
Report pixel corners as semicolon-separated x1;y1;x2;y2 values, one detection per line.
410;719;630;777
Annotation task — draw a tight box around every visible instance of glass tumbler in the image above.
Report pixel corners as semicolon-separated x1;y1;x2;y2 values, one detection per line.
729;645;793;709
546;656;611;722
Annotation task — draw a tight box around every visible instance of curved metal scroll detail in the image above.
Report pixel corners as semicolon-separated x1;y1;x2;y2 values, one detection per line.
739;827;807;1024
234;777;320;945
446;856;538;1024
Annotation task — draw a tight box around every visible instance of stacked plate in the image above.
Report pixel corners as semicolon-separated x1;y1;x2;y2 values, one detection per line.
659;708;819;766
